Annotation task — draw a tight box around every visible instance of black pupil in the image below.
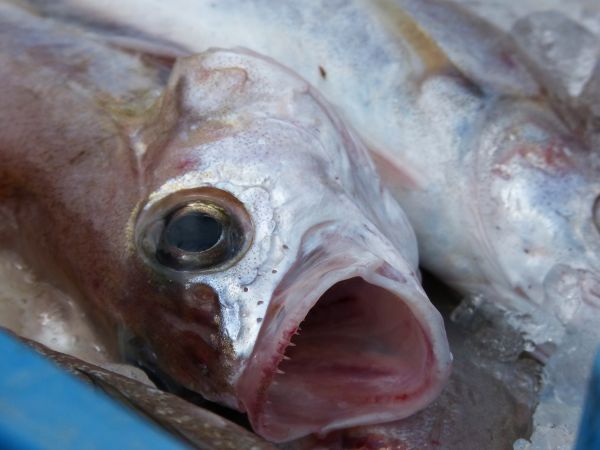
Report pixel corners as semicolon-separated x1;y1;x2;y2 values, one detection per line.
165;212;223;252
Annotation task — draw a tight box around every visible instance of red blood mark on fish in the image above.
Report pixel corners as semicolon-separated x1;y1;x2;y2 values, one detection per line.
304;430;407;450
342;433;407;450
494;139;576;177
518;142;574;169
175;158;196;172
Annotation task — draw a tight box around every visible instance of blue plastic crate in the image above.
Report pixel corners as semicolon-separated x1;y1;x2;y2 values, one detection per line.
575;349;600;450
0;330;186;450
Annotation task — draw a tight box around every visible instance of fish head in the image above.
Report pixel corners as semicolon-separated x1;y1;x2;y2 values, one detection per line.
477;98;600;320
125;49;450;441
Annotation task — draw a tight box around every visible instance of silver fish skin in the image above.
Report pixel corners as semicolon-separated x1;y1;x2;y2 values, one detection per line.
0;3;451;442
54;0;600;326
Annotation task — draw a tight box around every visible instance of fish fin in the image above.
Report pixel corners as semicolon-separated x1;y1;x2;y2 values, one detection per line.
14;0;189;65
512;11;600;142
371;0;453;77
512;11;598;99
395;0;541;97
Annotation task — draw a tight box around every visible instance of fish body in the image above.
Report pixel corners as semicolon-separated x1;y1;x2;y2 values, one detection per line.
54;0;600;328
0;3;451;442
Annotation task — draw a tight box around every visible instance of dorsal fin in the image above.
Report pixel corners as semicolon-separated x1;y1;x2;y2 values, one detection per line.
394;0;541;97
371;0;452;77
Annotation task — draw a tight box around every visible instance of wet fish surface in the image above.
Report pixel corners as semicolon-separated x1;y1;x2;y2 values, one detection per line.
0;2;451;443
50;0;600;334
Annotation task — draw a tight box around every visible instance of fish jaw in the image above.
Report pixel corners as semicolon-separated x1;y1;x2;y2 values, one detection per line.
235;226;451;442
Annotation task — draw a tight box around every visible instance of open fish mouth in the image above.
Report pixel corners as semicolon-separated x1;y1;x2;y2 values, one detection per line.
237;249;451;442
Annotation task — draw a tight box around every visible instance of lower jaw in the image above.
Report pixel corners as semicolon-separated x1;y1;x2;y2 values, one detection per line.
237;273;451;442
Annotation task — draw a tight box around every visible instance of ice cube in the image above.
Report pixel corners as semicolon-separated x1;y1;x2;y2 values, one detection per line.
513;11;599;98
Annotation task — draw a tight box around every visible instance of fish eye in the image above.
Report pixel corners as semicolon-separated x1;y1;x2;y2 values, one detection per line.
136;188;253;273
157;202;233;270
163;208;223;253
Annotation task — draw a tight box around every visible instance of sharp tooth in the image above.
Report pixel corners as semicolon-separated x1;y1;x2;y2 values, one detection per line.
276;369;285;374
282;355;291;360
288;342;296;347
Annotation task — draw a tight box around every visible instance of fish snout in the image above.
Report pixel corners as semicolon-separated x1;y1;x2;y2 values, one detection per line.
236;229;451;442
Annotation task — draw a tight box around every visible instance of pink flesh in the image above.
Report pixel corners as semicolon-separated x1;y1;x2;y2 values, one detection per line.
256;278;432;440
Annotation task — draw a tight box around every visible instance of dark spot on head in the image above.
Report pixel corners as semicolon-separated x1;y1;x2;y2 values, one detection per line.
524;248;530;254
282;244;289;250
256;317;263;323
375;262;407;283
68;150;87;165
515;286;527;298
175;159;195;172
499;50;516;69
272;269;278;274
257;300;264;305
319;65;327;80
243;287;248;292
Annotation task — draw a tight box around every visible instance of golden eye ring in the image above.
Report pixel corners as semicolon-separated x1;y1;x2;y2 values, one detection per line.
136;187;253;273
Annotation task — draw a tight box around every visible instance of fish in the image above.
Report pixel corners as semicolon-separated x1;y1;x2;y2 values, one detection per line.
0;3;451;443
52;0;600;333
